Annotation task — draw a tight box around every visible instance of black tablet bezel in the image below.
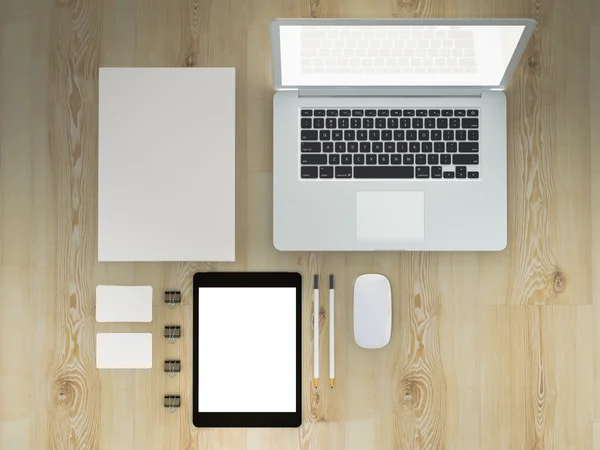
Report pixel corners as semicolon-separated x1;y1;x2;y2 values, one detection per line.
192;272;302;428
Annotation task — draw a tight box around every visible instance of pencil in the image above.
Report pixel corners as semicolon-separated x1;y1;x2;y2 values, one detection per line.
329;274;335;388
313;275;319;388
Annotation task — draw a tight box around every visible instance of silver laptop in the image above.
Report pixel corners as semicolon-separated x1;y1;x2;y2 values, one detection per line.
270;19;535;251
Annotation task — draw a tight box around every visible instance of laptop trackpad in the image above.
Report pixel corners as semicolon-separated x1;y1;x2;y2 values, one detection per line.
356;191;425;242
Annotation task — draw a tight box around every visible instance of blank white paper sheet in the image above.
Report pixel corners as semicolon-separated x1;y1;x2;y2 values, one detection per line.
96;333;153;369
197;287;297;413
95;285;153;323
98;67;235;262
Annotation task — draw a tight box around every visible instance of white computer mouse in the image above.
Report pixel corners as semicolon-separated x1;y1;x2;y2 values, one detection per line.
353;274;392;349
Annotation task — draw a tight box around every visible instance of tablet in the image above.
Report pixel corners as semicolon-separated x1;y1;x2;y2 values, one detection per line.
193;272;302;428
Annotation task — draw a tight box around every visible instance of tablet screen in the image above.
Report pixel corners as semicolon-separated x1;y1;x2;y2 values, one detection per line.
196;286;297;413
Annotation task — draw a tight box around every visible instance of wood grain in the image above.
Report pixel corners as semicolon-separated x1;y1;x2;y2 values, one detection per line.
0;0;597;448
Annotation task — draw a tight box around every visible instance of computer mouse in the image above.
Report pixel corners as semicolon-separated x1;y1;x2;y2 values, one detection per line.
353;274;392;349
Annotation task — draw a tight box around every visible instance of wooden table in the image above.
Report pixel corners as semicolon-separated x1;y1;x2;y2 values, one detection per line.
1;0;598;448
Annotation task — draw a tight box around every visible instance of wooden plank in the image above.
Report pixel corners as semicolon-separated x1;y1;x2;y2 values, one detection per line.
481;306;593;449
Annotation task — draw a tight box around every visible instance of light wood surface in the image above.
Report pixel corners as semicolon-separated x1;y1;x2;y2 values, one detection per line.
0;0;597;448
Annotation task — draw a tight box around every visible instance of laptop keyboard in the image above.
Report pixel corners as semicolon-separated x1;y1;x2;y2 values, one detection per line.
300;108;480;180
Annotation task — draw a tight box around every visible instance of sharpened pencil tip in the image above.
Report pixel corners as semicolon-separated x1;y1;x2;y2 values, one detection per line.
314;378;319;388
330;378;334;388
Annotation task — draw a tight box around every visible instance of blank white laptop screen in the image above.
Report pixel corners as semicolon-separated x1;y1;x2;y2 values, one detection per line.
279;25;526;86
196;287;297;413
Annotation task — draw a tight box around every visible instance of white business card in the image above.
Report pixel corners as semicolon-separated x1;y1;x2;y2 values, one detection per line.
96;333;153;369
96;285;153;323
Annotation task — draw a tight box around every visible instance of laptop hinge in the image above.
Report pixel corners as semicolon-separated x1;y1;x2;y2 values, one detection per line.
297;87;486;98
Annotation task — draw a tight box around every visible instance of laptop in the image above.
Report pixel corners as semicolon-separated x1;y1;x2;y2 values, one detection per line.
270;19;536;251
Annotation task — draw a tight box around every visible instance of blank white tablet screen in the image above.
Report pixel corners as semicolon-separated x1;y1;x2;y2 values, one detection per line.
197;287;297;412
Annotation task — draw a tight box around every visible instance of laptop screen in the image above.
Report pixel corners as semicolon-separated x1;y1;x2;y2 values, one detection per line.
277;24;527;87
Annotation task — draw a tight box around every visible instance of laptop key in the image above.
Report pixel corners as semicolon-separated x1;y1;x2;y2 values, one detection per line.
429;110;441;117
437;118;448;128
394;130;405;140
301;130;318;141
397;142;408;152
351;118;361;128
419;130;429;140
450;118;460;128
340;109;351;116
354;154;365;165
335;142;346;153
416;154;426;165
327;110;338;117
468;171;479;178
335;167;352;178
410;142;420;153
338;118;349;129
357;130;368;140
407;130;417;141
432;166;443;178
314;109;326;117
467;109;479;117
332;130;343;140
301;166;318;178
391;154;402;164
416;166;430;178
468;130;479;140
400;118;411;129
372;142;383;153
326;118;336;128
363;118;374;128
446;142;457;153
369;130;380;140
301;154;327;165
319;166;333;178
391;109;402;116
441;154;451;165
453;154;479;165
344;130;355;140
442;109;453;116
354;166;414;178
416;109;428;117
376;118;386;128
378;154;390;165
329;154;340;165
385;142;395;152
323;142;334;153
342;154;352;165
403;154;414;165
443;130;454;140
462;118;479;129
425;118;436;128
403;109;415;116
360;142;371;152
434;142;445;153
366;155;377;165
382;130;392;140
456;171;467;178
428;154;439;164
459;142;479;152
348;142;359;153
412;118;423;128
431;130;442;141
456;130;466;141
443;171;455;178
378;109;389;116
301;118;312;128
454;109;466;117
301;110;312;117
422;142;433;153
352;110;364;116
313;118;324;128
365;109;377;116
388;118;398;128
301;142;321;152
